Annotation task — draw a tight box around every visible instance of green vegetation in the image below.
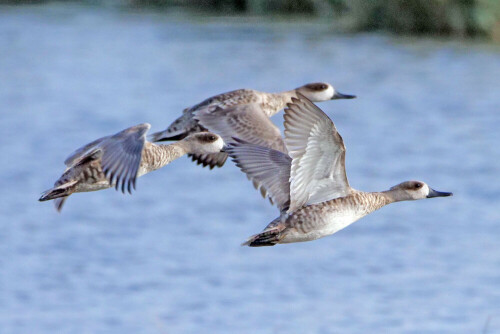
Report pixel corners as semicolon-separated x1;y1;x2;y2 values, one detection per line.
130;0;500;41
335;0;500;41
2;0;499;41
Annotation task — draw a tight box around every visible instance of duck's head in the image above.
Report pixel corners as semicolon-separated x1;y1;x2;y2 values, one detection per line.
183;132;224;154
296;82;356;102
389;181;453;201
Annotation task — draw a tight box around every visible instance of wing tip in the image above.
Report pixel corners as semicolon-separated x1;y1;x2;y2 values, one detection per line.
188;153;228;169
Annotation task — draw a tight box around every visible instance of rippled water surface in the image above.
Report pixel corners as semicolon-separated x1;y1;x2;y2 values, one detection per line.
1;4;500;334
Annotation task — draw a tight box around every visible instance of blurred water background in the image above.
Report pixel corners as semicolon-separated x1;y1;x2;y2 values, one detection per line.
1;3;500;333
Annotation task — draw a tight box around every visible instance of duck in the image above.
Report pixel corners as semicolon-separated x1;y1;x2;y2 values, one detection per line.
226;94;452;246
39;123;224;212
149;82;355;169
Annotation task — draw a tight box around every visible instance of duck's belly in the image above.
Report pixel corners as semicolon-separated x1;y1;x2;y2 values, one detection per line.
74;180;110;193
281;210;366;244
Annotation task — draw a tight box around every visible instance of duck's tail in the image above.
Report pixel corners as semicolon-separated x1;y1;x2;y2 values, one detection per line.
149;110;203;142
39;180;77;212
242;219;285;247
53;197;69;212
242;228;282;247
148;130;186;142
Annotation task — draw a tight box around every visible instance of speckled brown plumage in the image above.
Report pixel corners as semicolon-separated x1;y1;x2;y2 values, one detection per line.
149;82;343;169
237;96;451;247
40;126;224;212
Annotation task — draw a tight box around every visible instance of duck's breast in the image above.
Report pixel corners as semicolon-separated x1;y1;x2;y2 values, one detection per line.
281;197;371;243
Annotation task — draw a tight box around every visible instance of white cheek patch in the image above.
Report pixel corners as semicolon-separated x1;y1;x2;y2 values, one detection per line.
324;85;334;100
307;85;334;101
203;137;224;153
422;184;431;197
216;137;224;151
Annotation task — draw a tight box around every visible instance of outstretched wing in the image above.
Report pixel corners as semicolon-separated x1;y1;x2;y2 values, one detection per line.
195;103;287;153
99;123;151;194
64;135;110;167
148;89;257;143
187;152;228;169
284;94;350;213
63;123;150;193
226;139;291;212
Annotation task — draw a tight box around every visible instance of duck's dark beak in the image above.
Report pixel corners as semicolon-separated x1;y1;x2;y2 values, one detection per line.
220;145;228;153
427;188;453;198
331;91;356;100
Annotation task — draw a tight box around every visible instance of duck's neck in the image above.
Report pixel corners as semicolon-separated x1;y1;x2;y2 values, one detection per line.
263;90;297;117
310;191;393;220
138;142;187;176
379;189;403;204
351;191;394;213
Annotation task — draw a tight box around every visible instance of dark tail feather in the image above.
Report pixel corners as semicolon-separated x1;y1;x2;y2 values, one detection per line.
188;152;228;169
54;196;68;212
39;187;68;201
149;131;187;142
149;110;204;142
39;180;77;204
242;228;282;247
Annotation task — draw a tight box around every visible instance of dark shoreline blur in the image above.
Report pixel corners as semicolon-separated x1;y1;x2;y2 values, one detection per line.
3;0;498;42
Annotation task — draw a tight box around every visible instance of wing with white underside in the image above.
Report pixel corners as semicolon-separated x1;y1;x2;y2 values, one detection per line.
195;103;287;153
284;94;351;213
226;139;291;212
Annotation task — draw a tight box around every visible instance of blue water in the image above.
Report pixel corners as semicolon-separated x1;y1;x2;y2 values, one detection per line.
1;4;500;333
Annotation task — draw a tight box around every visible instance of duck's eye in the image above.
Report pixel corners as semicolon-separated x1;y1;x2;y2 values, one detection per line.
305;83;328;91
414;183;422;189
